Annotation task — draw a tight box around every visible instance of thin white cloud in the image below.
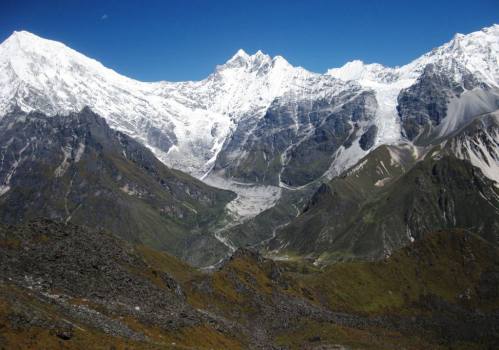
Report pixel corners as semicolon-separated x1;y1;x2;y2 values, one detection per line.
101;14;108;20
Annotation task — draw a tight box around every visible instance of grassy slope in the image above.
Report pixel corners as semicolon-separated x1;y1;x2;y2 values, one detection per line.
189;230;499;348
274;230;499;349
1;225;498;349
304;229;499;314
270;144;414;257
274;146;499;263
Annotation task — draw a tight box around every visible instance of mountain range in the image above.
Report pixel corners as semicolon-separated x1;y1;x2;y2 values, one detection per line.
0;24;498;348
0;25;499;265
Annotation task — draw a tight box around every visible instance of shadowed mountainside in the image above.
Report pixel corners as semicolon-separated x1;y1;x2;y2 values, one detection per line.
0;108;235;265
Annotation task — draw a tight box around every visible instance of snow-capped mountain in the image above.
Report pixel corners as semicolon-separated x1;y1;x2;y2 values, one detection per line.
328;24;499;144
0;30;367;220
328;24;499;88
261;25;499;262
0;31;339;178
0;24;498;219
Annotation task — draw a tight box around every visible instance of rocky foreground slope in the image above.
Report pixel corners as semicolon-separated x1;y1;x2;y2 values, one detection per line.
1;220;498;349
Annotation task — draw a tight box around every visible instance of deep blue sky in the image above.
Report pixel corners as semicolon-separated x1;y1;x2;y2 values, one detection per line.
1;0;498;81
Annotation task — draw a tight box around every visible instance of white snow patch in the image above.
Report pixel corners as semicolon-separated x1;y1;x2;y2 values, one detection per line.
0;185;10;196
54;146;71;177
0;141;30;195
374;177;391;187
74;142;85;162
120;183;141;196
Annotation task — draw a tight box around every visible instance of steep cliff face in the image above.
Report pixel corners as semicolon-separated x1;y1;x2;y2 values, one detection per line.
213;89;378;187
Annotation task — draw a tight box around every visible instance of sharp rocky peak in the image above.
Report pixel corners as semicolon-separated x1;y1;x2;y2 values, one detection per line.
219;48;292;73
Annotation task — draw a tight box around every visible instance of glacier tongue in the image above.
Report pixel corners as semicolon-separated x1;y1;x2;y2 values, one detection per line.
203;174;281;222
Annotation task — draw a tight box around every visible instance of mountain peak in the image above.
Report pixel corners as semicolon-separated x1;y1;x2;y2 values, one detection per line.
6;30;35;41
410;23;499;87
228;49;271;61
10;30;38;39
0;29;80;69
231;48;250;60
2;30;56;51
254;49;266;57
220;49;273;71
